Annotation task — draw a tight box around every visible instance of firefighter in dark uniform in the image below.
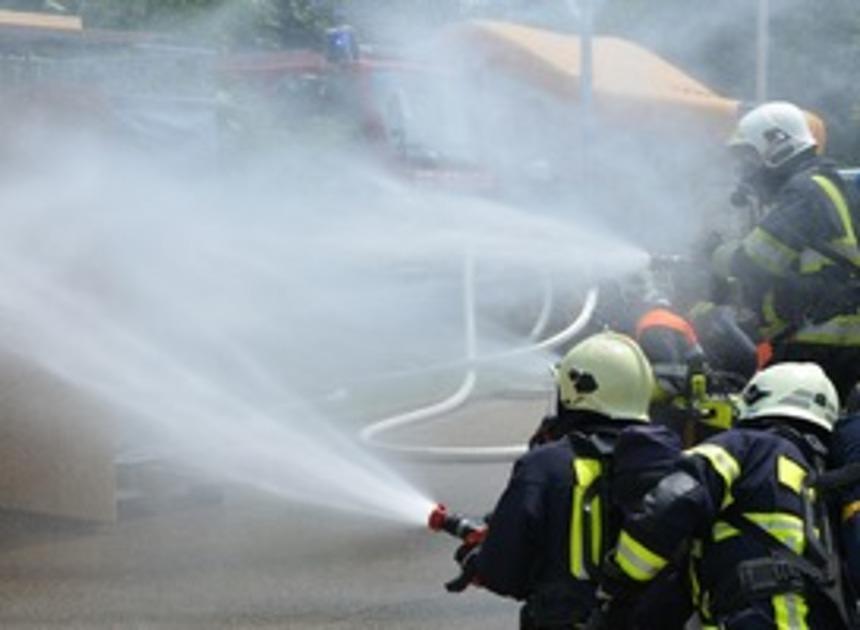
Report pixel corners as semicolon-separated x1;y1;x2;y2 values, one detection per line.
577;269;737;447
714;101;860;402
625;294;745;447
455;331;658;628
633;295;724;444
592;362;850;629
831;413;860;600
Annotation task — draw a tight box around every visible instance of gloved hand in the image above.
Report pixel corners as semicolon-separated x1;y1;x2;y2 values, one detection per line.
710;240;741;281
584;553;641;627
444;544;481;593
583;595;635;630
454;536;480;565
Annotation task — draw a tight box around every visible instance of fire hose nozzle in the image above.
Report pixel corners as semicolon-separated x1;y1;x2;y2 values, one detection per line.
428;503;449;532
428;504;486;541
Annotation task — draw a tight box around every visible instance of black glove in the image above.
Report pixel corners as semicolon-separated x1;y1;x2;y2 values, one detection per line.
583;554;641;628
454;538;479;565
598;553;638;600
584;596;635;630
444;545;481;593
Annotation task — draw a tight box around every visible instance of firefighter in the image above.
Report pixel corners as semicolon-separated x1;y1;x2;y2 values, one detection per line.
592;362;851;629
453;331;659;628
584;268;741;446
714;100;860;402
831;413;860;601
527;272;682;446
632;288;717;443
577;271;706;438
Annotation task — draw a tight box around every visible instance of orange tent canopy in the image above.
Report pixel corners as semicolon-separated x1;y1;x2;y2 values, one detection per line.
436;20;826;147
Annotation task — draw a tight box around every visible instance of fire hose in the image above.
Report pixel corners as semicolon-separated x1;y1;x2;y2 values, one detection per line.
357;249;598;463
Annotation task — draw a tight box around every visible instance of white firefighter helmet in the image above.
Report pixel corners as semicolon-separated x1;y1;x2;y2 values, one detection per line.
738;362;839;433
556;331;654;422
729;101;818;170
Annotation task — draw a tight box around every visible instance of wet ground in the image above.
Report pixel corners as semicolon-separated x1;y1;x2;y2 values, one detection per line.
0;395;546;629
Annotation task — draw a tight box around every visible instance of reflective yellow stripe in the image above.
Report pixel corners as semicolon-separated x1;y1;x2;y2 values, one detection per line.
799;248;830;274
773;592;810;629
685;443;740;508
570;458;601;579
812;175;860;258
843;500;860;522
746;512;806;554
777;456;807;494
712;520;741;542
689;539;704;608
590;491;602;572
792;314;860;344
615;530;668;582
760;290;789;338
743;226;798;276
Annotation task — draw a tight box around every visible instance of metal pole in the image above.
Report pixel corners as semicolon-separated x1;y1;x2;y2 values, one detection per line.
580;0;594;114
575;0;594;199
755;0;769;102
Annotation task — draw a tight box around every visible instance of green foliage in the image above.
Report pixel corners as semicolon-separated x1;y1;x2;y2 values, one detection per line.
78;0;341;49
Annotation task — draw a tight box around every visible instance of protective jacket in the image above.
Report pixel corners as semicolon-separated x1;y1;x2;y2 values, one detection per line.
476;425;613;627
609;425;846;629
733;157;860;348
831;414;860;598
476;423;685;629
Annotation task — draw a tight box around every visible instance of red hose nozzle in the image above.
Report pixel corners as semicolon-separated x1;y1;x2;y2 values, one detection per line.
428;503;485;541
428;503;448;532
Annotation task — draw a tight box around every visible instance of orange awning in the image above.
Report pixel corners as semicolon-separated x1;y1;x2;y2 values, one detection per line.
435;20;826;147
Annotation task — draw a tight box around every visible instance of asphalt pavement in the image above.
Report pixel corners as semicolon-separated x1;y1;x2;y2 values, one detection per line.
0;395;547;629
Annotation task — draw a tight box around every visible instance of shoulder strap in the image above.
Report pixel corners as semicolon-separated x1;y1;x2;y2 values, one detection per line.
568;431;618;581
721;508;827;583
722;447;859;630
721;508;855;628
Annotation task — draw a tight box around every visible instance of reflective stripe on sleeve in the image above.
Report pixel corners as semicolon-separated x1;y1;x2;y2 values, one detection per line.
615;530;668;582
743;226;798;276
684;443;740;508
811;175;860;263
792;314;860;345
